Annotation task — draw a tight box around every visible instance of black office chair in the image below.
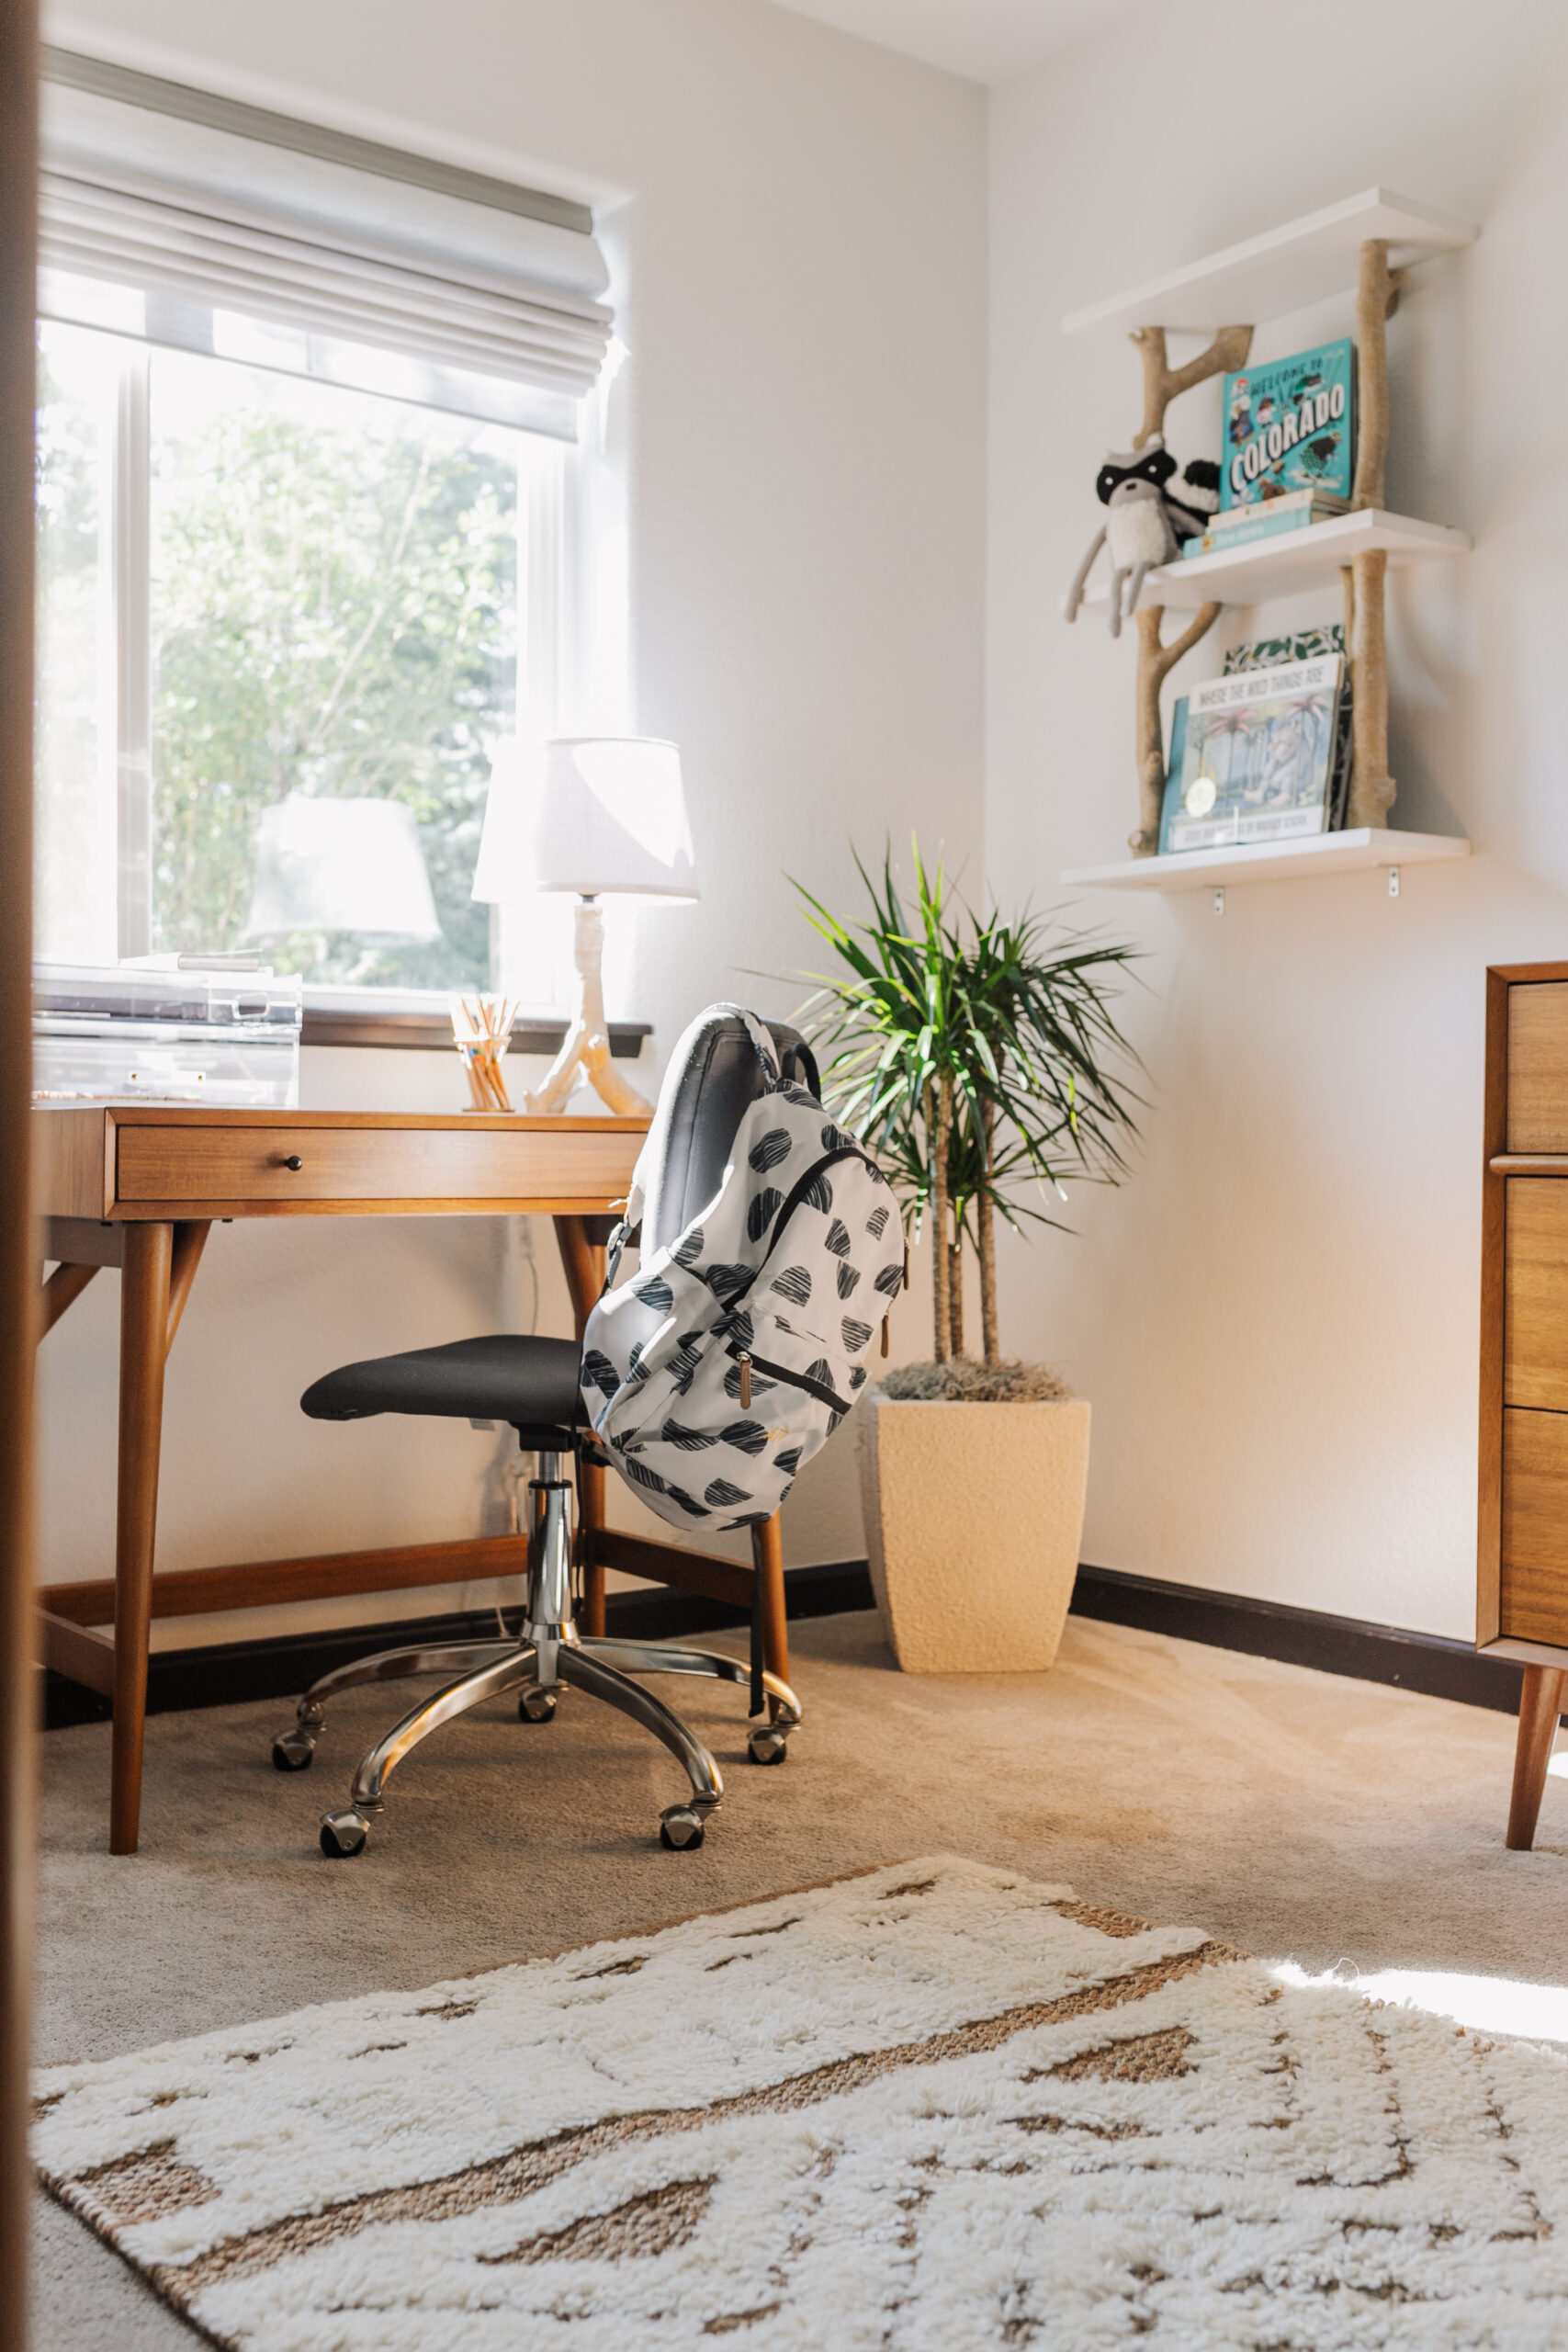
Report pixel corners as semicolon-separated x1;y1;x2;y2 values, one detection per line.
270;1007;811;1858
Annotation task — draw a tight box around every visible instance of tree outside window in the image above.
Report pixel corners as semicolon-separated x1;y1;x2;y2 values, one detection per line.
36;320;562;991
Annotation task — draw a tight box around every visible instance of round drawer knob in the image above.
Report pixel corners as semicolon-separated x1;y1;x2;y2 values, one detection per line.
278;1154;304;1171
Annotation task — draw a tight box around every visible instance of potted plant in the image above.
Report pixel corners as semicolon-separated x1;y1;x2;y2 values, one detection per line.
795;846;1141;1673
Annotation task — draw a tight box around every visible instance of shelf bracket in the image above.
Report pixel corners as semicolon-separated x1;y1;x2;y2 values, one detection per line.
1387;865;1401;899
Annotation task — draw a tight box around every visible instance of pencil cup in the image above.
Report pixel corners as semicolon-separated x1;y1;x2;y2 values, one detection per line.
451;993;515;1113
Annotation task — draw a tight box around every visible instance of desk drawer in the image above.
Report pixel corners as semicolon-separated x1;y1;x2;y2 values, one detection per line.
1506;1179;1568;1410
114;1123;637;1208
1508;983;1568;1150
1502;1406;1568;1647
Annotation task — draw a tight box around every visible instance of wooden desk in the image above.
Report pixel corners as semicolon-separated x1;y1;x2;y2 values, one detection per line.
34;1105;645;1854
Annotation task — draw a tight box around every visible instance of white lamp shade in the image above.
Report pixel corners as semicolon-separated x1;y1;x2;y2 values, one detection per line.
242;796;441;938
471;736;698;904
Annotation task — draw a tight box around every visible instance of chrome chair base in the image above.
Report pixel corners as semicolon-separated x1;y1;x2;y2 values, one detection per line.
273;1453;801;1857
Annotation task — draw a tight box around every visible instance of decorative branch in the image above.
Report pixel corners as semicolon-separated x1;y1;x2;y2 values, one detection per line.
1346;548;1394;827
1117;325;1251;850
1350;239;1406;511
1132;600;1223;854
1341;237;1404;825
1131;324;1254;448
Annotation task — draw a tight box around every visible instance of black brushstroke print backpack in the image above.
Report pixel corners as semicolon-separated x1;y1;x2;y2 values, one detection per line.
581;1009;904;1532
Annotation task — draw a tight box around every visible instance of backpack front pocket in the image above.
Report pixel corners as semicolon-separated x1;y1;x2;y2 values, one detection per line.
721;1307;852;1421
601;1307;844;1530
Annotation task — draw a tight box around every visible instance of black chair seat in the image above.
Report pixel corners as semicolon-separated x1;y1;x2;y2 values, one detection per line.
301;1334;581;1441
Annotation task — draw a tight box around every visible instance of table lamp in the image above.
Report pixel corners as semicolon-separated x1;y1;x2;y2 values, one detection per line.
472;736;698;1114
243;795;441;946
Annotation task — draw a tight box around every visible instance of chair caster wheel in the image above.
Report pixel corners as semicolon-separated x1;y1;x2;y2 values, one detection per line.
272;1731;316;1771
320;1809;369;1858
747;1725;789;1766
660;1805;705;1851
519;1687;558;1724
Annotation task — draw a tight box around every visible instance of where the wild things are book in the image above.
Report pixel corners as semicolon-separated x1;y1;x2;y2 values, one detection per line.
1158;653;1346;854
1225;624;1352;831
1220;338;1356;513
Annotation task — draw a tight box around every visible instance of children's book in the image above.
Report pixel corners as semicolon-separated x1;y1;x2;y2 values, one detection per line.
1204;485;1348;530
1180;504;1344;560
1224;624;1353;831
1220;338;1356;514
1158;651;1345;854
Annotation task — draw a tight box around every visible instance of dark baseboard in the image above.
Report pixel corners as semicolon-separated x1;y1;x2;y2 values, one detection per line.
1069;1564;1529;1719
39;1556;1531;1733
39;1560;877;1730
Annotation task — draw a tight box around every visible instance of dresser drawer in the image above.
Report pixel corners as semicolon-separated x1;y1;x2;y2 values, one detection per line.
1507;983;1568;1150
1505;1179;1568;1410
114;1122;638;1208
1501;1407;1568;1647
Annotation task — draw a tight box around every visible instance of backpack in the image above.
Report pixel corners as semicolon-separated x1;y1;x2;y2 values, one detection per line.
581;1009;905;1534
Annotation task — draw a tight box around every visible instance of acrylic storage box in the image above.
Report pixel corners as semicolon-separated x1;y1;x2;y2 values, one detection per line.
32;964;303;1108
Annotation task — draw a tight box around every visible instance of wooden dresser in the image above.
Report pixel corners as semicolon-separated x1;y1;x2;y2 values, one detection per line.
1479;964;1568;1844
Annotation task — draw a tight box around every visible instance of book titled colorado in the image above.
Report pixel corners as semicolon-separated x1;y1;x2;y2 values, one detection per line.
1220;338;1356;514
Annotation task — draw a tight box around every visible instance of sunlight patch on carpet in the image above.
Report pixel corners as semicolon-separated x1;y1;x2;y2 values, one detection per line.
1279;1959;1568;2046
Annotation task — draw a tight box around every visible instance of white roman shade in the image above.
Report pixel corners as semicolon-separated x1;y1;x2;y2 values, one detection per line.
38;50;614;438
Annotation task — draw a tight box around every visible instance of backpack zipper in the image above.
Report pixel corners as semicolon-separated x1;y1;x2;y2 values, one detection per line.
726;1340;850;1417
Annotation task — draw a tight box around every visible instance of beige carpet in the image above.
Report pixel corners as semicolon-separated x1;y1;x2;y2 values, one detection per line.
32;1609;1568;2345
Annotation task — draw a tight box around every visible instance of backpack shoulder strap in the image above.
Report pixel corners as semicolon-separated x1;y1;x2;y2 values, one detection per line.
703;1002;784;1091
736;1006;784;1087
773;1035;821;1098
722;1005;820;1098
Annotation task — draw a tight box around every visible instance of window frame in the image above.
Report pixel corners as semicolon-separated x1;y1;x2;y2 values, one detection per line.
298;1001;650;1056
37;306;586;1021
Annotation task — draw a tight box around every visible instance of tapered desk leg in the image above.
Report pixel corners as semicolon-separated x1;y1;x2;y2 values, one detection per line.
554;1215;607;1638
751;1513;789;1717
110;1222;173;1856
1506;1665;1567;1851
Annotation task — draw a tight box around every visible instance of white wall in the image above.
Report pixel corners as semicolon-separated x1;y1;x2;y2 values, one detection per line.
37;0;987;1638
987;0;1568;1639
50;0;1555;1657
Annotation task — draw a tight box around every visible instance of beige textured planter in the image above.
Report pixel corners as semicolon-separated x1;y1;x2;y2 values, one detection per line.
859;1393;1091;1673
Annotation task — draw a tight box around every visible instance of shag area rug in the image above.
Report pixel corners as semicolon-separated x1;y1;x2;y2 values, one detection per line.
34;1856;1568;2350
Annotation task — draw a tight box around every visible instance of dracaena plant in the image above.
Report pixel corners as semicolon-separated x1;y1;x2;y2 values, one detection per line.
793;845;1143;1367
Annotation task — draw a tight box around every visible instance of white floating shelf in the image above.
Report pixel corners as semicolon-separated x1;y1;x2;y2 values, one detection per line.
1063;187;1476;341
1079;508;1469;613
1063;828;1471;894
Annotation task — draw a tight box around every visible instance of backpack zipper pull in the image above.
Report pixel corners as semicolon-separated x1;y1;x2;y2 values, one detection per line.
739;1352;752;1408
881;1317;891;1359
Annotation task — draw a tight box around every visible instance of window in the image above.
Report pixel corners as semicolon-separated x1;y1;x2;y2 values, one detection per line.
34;320;115;967
36;316;562;990
34;51;616;1006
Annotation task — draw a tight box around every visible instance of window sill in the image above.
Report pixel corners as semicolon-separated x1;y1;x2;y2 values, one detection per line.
300;1001;649;1058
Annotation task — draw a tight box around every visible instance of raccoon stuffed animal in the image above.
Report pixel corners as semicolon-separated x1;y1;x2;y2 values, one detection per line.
1064;439;1219;638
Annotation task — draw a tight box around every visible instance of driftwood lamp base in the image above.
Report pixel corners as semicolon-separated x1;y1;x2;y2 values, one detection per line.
525;896;652;1117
